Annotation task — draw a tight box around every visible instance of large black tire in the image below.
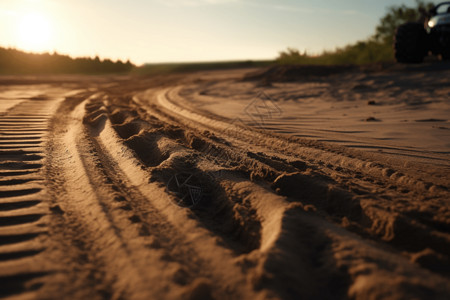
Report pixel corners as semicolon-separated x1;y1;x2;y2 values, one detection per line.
394;22;428;63
441;34;450;60
442;52;450;60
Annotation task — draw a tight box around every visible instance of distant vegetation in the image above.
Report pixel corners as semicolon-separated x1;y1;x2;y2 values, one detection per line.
0;46;271;75
277;1;435;65
0;47;134;75
133;60;272;75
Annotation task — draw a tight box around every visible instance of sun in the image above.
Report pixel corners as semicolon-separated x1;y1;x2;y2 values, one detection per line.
18;12;53;52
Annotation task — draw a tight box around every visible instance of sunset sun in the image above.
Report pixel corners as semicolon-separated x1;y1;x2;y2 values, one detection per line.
18;12;52;52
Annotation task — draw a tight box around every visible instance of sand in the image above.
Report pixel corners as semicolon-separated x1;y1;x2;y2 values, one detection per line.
0;64;449;299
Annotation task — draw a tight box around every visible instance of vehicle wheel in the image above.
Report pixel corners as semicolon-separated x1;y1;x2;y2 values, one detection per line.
394;22;428;63
441;43;450;60
442;52;450;60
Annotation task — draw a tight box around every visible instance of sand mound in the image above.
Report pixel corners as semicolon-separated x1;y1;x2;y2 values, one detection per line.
243;64;359;83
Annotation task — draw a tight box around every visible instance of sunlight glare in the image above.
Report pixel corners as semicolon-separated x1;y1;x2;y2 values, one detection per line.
18;12;52;52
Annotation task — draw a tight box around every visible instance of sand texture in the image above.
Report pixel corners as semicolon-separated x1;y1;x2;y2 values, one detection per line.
0;64;449;299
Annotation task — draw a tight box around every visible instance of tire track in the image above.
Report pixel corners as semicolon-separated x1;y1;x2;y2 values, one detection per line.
0;79;446;299
126;86;450;297
87;87;450;298
41;92;263;299
0;94;61;299
144;87;450;255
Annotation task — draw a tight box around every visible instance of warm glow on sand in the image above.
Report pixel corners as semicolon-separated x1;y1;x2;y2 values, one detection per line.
18;12;52;52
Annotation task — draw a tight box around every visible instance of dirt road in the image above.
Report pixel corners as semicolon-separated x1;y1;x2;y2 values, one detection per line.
0;68;449;299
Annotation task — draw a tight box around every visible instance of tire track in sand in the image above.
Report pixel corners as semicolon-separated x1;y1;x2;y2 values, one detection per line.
0;95;61;299
73;89;449;299
42;89;262;298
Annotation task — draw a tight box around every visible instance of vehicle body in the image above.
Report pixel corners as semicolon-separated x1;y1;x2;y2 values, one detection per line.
395;2;450;63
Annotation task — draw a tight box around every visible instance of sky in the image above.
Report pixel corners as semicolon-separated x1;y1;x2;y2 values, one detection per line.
0;0;441;65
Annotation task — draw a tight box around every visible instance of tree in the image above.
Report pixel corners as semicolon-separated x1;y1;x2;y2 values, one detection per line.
374;0;434;44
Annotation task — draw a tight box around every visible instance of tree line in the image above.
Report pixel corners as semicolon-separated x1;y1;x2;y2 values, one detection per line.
0;47;134;74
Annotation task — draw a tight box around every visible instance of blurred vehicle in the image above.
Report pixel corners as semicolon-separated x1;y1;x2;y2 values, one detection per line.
395;2;450;63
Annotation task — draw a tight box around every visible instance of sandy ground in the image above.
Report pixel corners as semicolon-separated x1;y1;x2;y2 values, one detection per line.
0;64;449;300
180;66;450;166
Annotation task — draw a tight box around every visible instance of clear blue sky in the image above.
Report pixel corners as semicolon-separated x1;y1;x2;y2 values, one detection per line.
0;0;441;64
